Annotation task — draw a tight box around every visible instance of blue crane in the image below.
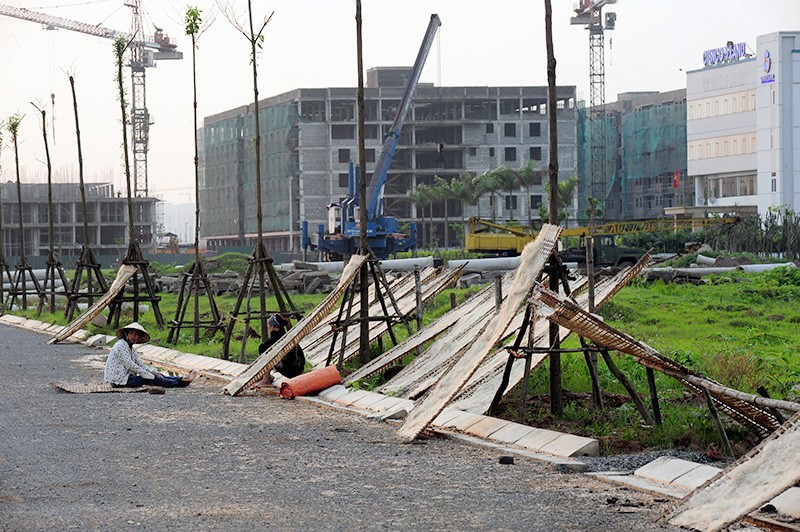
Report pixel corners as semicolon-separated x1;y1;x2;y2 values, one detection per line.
302;14;442;260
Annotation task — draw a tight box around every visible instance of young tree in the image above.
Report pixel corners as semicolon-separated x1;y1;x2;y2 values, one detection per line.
7;115;24;258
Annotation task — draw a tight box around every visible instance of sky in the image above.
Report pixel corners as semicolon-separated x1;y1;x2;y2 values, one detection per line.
1;0;798;204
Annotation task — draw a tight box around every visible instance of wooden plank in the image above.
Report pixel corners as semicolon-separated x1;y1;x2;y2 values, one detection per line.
378;279;506;397
396;225;561;442
668;412;800;531
48;264;137;344
223;254;368;396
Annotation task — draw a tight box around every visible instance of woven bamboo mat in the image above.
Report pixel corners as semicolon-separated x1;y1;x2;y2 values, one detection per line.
52;382;148;394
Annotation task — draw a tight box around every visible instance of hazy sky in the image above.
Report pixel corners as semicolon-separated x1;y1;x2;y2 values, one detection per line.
1;0;798;204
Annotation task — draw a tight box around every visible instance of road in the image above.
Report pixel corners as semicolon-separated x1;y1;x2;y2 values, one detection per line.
0;324;678;531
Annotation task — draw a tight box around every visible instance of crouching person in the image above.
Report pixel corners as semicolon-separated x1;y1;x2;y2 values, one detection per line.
104;322;197;388
253;314;306;387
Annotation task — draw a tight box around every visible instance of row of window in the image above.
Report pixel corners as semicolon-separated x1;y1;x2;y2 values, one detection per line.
688;133;757;160
687;89;756;120
708;174;757;199
331;122;544;142
303;98;574;123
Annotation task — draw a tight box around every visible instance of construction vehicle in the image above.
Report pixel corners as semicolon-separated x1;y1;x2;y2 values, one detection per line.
466;216;740;266
301;14;441;260
0;2;182;197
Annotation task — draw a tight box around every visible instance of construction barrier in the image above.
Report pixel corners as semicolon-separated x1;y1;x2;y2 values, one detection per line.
280;366;342;399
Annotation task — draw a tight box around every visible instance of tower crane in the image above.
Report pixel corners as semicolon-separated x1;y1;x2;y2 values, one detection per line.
0;1;182;197
571;0;616;216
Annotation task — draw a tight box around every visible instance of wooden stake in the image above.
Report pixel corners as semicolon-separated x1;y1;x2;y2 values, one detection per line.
703;387;734;458
599;347;654;425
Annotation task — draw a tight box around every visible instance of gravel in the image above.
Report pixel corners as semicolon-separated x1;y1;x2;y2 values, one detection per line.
0;324;682;531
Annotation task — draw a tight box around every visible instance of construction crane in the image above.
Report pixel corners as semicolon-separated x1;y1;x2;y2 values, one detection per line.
0;2;182;197
302;14;442;260
465;215;740;259
571;0;617;216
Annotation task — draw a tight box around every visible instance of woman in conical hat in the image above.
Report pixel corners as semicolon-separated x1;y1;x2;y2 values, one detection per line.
104;322;198;388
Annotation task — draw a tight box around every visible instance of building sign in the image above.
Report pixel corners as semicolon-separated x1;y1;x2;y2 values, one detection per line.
761;50;775;84
703;41;747;66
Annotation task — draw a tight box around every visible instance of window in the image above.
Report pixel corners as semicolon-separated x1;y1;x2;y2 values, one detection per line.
486;123;494;134
331;124;355;140
771;174;777;192
529;122;541;137
530;195;542;209
504;147;517;162
529;146;542;161
504;123;516;137
468;147;477;156
489;147;495;157
301;100;326;122
338;148;350;163
365;149;375;163
504;195;518;210
338;173;349;188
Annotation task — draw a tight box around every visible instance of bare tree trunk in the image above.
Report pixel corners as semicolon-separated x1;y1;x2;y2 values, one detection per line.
69;76;90;249
544;0;563;417
356;0;370;365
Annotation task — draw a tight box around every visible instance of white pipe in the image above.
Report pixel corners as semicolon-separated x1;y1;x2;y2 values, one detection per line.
447;257;521;272
279;256;435;273
695;254;716;266
739;262;797;273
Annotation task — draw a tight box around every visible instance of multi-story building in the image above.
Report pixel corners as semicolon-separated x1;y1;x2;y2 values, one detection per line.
687;32;800;215
577;90;688;221
0;182;157;260
200;67;578;252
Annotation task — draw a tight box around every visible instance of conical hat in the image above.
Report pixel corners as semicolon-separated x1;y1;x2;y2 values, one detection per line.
116;322;151;343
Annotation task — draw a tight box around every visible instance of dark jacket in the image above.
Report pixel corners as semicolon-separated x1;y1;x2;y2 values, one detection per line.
259;328;305;378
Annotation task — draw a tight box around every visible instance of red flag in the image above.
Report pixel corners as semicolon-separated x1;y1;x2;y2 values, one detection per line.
673;167;679;189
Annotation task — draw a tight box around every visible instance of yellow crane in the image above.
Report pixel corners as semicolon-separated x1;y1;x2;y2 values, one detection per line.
466;216;741;256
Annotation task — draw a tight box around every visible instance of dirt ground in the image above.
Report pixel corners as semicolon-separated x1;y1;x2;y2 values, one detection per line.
0;324;681;531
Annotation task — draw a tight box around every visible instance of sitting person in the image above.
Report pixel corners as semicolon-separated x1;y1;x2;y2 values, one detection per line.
104;322;197;388
254;314;306;386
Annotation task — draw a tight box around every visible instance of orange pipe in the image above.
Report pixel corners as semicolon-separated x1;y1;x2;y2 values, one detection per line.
280;366;342;399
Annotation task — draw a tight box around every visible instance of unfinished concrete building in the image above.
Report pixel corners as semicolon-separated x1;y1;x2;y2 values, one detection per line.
0;182;158;261
199;67;578;252
577;90;689;221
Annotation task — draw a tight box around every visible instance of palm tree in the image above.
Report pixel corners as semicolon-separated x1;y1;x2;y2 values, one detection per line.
433;176;455;248
493;165;519;221
537;175;578;224
478;169;500;221
449;172;478;247
515;160;544;229
407;184;432;249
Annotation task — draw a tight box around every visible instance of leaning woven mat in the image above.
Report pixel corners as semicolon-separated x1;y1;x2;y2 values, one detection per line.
52;382;148;394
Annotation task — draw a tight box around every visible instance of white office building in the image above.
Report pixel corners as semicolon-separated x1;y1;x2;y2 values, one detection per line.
687;31;799;215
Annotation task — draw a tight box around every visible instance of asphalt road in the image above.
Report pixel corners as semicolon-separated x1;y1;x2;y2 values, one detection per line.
0;324;679;531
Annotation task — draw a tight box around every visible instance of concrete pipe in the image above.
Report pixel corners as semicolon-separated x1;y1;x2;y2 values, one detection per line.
447;257;521;272
739;262;797;273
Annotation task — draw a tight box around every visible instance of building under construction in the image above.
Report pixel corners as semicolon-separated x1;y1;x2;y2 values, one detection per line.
199;67;578;252
0;182;157;261
577;89;688;222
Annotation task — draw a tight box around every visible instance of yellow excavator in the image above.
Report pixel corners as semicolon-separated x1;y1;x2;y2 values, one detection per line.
466;216;740;264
